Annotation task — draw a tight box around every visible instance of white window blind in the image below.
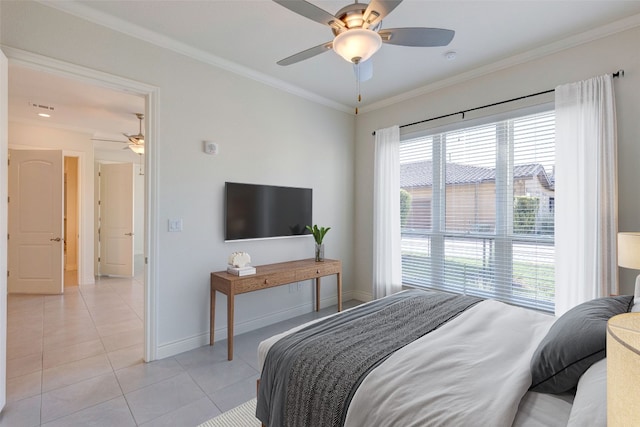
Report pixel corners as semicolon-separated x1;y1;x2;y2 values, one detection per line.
400;110;555;312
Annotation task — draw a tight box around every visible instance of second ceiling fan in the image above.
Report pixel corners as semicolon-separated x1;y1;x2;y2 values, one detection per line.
91;112;145;154
273;0;455;80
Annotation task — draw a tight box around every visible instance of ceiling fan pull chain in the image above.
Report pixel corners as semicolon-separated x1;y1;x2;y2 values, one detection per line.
356;62;362;114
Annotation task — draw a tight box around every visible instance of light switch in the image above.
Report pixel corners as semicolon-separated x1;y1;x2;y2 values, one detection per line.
168;218;183;232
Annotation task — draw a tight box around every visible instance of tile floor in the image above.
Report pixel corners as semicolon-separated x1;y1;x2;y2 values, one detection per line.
1;273;356;426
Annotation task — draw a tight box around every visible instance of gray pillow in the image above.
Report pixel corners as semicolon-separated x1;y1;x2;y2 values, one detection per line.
529;295;633;394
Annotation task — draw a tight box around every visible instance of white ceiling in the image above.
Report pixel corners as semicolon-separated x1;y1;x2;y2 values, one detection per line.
8;0;640;140
9;65;145;151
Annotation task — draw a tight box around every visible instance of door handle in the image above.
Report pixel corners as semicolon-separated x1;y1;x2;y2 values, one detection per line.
50;237;62;242
124;232;134;236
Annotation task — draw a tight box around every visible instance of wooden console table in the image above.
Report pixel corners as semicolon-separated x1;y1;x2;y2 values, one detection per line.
210;258;342;360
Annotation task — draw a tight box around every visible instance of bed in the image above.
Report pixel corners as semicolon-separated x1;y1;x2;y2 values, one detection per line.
256;288;637;427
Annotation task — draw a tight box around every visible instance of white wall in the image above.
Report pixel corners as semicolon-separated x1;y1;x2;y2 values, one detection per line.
1;1;355;358
8;121;96;286
354;26;640;300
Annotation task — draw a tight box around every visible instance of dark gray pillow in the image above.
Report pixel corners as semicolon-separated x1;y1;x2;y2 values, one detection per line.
529;295;633;394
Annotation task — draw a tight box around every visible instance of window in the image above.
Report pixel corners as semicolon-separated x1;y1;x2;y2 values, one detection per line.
400;109;555;312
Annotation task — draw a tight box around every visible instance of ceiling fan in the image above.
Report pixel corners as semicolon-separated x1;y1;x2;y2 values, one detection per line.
91;112;144;154
273;0;455;79
123;113;145;153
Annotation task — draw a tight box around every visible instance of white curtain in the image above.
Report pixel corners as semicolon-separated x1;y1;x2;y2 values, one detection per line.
555;75;618;316
373;125;402;299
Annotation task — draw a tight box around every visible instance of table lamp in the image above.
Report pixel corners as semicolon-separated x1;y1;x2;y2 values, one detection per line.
607;232;640;426
607;313;640;426
617;232;640;301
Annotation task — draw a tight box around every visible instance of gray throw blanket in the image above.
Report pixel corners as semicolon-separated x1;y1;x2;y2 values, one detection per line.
256;289;482;427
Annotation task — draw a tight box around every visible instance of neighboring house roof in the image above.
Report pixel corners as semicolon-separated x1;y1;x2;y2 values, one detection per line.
401;161;554;190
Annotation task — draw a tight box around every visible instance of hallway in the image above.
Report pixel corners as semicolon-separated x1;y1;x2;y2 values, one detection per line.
2;271;356;426
4;274;144;426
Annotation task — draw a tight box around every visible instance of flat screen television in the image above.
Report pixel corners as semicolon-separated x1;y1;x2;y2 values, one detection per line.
225;182;312;241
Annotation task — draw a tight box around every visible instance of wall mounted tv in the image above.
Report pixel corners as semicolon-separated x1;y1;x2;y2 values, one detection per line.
225;182;312;241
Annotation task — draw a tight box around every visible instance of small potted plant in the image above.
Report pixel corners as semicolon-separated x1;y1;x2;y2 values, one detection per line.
306;224;330;262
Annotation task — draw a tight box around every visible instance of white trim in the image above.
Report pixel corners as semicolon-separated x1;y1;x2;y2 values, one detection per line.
351;290;373;303
37;1;352;115
61;149;94;286
1;47;157;95
0;47;8;413
34;2;640;115
156;292;351;359
360;13;640;114
3;48;161;362
144;89;159;362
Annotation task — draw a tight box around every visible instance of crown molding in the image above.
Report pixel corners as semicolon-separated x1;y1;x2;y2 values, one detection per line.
36;2;640;116
38;1;353;114
360;12;640;114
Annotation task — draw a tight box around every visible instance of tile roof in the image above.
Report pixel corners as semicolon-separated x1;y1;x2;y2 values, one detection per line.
400;161;554;189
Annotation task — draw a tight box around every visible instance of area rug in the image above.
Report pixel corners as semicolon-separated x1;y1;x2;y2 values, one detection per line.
199;398;260;427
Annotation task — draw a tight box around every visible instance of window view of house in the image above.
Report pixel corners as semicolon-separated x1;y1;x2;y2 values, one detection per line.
400;110;555;311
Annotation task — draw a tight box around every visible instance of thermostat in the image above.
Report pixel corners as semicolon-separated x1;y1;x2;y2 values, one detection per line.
203;141;218;155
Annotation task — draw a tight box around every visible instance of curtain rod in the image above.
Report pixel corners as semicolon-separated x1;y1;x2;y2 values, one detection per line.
372;69;625;136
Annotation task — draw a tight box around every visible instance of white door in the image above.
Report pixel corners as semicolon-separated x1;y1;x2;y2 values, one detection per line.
8;149;64;294
99;163;134;276
1;47;9;414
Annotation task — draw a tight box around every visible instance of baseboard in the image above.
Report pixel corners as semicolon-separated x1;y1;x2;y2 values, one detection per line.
155;292;358;359
156;332;210;360
351;290;373;303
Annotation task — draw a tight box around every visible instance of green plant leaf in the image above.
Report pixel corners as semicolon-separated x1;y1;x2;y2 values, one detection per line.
306;224;330;244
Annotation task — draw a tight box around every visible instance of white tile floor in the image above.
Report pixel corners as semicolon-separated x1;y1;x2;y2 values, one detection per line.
2;273;356;426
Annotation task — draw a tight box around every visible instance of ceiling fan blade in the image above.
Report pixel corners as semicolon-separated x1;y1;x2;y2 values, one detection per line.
273;0;345;31
277;41;333;66
123;132;145;145
353;58;373;82
362;0;402;29
91;138;127;143
379;27;455;47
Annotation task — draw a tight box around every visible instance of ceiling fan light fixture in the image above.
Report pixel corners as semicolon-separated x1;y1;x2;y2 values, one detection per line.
333;29;382;64
129;144;144;154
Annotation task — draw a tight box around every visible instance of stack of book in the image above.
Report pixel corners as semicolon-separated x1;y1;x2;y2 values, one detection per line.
226;265;256;276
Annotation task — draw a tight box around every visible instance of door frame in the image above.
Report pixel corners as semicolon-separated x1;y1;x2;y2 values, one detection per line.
1;46;8;413
4;47;160;362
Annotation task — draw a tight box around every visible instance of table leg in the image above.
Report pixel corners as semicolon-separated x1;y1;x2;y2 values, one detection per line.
210;288;216;346
227;292;234;361
316;277;321;312
337;272;342;312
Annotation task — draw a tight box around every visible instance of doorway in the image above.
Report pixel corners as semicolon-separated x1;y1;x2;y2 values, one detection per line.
96;162;135;278
4;49;159;363
65;156;79;287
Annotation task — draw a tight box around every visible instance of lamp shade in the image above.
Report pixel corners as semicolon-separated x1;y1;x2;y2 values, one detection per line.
618;232;640;269
333;29;382;64
607;313;640;426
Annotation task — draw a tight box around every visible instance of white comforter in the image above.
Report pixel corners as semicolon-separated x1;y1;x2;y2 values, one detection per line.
260;298;555;427
345;300;554;426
